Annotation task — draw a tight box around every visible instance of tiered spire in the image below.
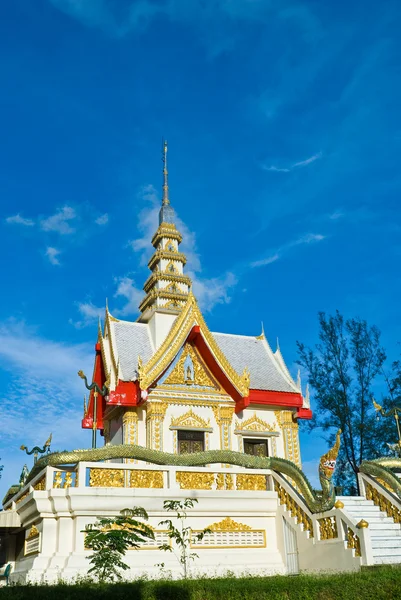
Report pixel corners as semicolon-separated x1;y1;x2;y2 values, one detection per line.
138;141;191;319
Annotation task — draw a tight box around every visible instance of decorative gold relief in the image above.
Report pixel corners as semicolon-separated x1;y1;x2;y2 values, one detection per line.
207;517;252;531
235;413;277;433
274;480;314;538
146;402;168;451
89;468;124;488
164;344;218;388
236;474;267;491
63;472;73;488
16;491;29;504
213;405;235;460
138;294;250;397
216;473;234;490
365;482;401;523
176;471;215;490
347;528;361;557
275;410;301;467
34;477;46;491
130;470;164;489
53;471;62;489
318;516;338;540
123;409;139;462
170;408;211;430
27;524;39;539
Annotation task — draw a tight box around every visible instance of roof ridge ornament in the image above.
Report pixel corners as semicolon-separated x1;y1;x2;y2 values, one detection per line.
256;322;265;340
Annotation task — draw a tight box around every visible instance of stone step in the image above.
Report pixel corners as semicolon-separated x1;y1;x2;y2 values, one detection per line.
345;506;384;513
374;555;401;565
372;546;401;556
370;528;401;537
369;522;401;531
347;516;394;524
371;537;401;548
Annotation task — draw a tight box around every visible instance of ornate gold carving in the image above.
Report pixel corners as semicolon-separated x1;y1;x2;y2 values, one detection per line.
138;294;250;397
365;482;401;523
148;250;187;270
318;516;338;540
139;289;189;314
347;528;361;557
176;471;215;490
151;223;183;247
164;344;218;388
213;405;235;457
123;409;139;462
207;517;252;532
89;468;124;488
27;524;39;539
274;480;314;538
53;471;62;489
146;402;168;451
235;412;277;433
16;491;29;504
170;408;211;430
275;410;301;467
236;474;267;491
216;473;234;490
63;472;73;488
34;477;46;491
130;470;164;489
143;271;192;293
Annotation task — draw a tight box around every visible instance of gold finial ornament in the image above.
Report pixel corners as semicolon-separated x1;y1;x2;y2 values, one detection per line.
356;519;369;529
334;500;344;509
162;138;169;206
319;429;341;479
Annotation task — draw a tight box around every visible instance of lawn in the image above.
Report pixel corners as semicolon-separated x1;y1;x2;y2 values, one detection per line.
3;567;401;600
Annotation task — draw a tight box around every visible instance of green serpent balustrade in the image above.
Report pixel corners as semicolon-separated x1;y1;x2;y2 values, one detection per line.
20;429;342;514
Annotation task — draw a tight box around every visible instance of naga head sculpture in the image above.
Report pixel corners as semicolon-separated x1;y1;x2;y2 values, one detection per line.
78;370;85;379
319;429;341;479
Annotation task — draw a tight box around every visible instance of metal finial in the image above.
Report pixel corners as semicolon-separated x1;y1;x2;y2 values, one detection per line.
162;138;169;206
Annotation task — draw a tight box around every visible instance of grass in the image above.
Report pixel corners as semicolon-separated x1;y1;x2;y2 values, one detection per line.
3;567;401;600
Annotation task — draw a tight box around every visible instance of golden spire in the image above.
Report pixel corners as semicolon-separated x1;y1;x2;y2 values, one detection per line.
162;139;169;206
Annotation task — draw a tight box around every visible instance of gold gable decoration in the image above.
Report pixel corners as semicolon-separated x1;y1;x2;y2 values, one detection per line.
138;294;250;396
206;517;252;532
235;412;277;433
164;344;217;388
170;409;211;430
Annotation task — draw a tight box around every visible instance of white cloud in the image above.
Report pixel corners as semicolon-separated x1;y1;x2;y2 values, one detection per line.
40;206;77;235
113;277;143;317
129;184;236;312
0;320;93;496
73;301;104;328
251;233;325;268
5;214;35;226
292;152;322;168
45;246;61;265
95;213;109;226
251;253;280;268
264;151;323;173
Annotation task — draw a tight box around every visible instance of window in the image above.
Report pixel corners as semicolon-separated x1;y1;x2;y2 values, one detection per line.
244;438;269;457
178;430;205;454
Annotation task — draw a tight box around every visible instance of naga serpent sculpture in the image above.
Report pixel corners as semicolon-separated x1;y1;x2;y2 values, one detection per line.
22;429;342;514
359;457;401;499
20;434;52;463
78;370;110;396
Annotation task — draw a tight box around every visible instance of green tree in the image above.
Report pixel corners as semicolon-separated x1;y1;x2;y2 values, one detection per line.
158;498;211;578
297;311;387;493
82;507;154;582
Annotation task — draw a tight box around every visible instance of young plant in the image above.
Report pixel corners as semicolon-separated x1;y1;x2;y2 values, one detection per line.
82;507;154;582
158;498;211;579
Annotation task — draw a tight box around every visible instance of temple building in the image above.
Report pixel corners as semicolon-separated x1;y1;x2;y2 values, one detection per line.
81;140;312;461
1;142;399;584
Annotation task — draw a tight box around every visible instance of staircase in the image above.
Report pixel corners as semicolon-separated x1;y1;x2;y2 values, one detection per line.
339;496;401;565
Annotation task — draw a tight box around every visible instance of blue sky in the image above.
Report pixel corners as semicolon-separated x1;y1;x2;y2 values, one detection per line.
1;0;400;497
